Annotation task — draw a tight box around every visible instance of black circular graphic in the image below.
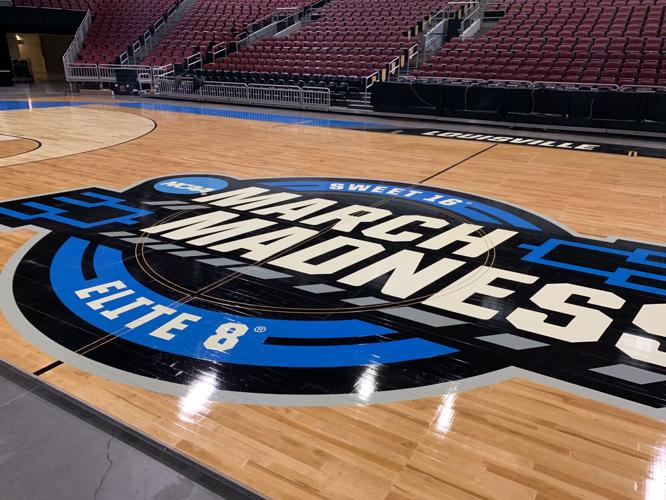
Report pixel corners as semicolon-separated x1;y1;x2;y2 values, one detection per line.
0;174;664;411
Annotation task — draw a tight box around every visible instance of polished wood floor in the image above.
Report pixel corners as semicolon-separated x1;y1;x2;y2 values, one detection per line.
0;98;665;499
0;136;39;159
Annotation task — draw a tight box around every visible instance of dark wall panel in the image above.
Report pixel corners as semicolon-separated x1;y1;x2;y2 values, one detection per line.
0;6;84;34
372;81;666;132
0;33;12;86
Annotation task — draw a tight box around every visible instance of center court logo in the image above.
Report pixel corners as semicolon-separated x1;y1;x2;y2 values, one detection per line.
153;176;229;194
0;174;664;413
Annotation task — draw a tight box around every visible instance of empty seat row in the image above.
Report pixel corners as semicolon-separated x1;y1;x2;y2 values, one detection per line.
17;0;177;64
209;0;455;81
413;0;666;86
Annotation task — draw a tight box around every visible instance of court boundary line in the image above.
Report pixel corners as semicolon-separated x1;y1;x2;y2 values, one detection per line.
0;107;157;168
419;143;498;183
3;99;665;159
0;138;42;160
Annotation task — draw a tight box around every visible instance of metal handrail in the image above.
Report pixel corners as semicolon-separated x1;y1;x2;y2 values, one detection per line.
142;29;153;58
153;63;175;79
234;32;249;44
186;52;203;69
65;63;99;82
98;64;152;81
486;79;533;87
399;75;486;85
398;75;634;92
154;77;331;110
62;9;91;65
119;0;181;66
246;12;275;34
460;2;481;35
620;84;666;92
364;71;380;92
408;44;419;60
533;80;620;90
446;0;478;19
388;57;401;76
212;42;227;60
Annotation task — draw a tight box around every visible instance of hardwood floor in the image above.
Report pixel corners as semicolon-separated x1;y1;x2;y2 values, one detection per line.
0;137;39;159
0;99;664;499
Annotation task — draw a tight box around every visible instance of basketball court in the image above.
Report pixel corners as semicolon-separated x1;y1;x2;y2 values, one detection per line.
0;95;664;498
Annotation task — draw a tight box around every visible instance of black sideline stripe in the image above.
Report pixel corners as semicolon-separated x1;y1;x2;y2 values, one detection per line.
33;360;64;376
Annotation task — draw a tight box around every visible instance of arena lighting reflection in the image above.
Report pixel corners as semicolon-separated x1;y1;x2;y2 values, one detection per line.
433;391;458;434
645;444;666;499
178;372;217;423
355;365;380;402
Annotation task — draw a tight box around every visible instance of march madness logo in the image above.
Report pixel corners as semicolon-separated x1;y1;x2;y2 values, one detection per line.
0;174;664;413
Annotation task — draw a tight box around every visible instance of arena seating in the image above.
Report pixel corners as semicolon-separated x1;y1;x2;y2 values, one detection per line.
15;0;177;64
411;0;666;86
198;0;447;88
142;0;306;68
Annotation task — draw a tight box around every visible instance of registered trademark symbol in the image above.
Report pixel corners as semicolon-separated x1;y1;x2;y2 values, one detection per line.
254;326;267;333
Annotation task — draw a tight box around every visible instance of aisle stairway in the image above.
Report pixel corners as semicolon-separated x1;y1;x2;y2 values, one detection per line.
399;0;502;77
472;0;502;38
136;0;199;65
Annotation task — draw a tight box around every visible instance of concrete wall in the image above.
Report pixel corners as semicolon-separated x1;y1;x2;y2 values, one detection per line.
14;33;47;80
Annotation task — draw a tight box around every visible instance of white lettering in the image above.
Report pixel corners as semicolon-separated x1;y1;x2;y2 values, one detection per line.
271;236;383;275
507;283;625;342
339;250;465;298
363;215;447;242
101;297;154;320
210;226;318;261
616;304;666;367
301;205;392;232
194;186;300;210
423;267;538;319
203;322;249;352
252;198;337;221
75;280;126;299
149;313;201;341
418;223;516;258
125;304;176;329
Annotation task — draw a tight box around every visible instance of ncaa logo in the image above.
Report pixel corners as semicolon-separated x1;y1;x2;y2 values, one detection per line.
0;173;664;415
154;176;228;194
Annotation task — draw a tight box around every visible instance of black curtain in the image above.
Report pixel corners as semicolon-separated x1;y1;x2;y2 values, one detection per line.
0;31;12;86
372;81;666;131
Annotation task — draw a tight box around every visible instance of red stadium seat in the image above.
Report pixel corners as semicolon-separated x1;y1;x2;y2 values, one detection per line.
206;0;448;80
419;0;666;86
17;0;177;64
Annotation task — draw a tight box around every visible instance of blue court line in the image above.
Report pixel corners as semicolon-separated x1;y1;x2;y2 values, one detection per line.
0;99;387;130
0;100;98;111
